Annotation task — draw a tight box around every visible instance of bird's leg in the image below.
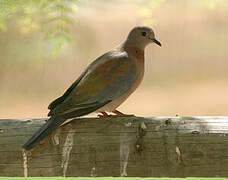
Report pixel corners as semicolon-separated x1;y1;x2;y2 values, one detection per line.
98;111;110;118
112;110;134;117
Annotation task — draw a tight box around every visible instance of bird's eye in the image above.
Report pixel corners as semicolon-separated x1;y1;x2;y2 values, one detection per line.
141;32;147;36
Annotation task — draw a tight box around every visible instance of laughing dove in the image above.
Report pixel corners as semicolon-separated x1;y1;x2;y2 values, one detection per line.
22;26;161;150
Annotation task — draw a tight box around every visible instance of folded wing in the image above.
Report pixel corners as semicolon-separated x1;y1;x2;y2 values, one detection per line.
48;51;137;118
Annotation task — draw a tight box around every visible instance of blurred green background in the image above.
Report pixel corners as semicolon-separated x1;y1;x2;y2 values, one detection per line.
0;0;228;118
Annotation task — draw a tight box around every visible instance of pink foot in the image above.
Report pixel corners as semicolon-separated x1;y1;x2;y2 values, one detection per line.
98;112;110;118
98;110;135;118
112;110;135;117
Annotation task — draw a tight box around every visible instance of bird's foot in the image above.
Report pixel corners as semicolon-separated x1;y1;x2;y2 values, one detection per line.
98;110;134;118
98;112;111;118
112;110;135;117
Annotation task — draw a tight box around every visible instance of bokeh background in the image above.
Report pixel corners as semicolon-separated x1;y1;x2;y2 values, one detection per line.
0;0;228;118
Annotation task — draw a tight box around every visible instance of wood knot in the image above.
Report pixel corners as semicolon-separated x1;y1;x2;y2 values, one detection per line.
135;122;147;154
191;130;200;134
165;118;172;125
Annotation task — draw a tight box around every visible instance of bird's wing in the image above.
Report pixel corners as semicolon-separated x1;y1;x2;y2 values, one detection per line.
48;50;137;117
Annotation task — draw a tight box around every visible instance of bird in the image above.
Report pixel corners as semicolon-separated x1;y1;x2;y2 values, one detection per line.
22;26;161;151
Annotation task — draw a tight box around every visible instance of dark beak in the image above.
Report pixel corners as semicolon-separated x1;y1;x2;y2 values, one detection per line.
152;38;162;47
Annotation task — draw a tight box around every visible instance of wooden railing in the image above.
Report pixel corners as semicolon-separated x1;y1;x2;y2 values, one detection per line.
0;116;228;177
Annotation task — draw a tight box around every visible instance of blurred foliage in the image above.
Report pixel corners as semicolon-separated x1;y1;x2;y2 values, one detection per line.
0;0;227;55
202;0;227;10
0;0;78;54
139;0;166;26
139;0;227;26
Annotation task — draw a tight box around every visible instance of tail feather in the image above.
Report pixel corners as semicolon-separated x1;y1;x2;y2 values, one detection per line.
22;116;65;151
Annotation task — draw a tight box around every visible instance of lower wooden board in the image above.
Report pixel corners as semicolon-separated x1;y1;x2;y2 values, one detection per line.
0;178;227;180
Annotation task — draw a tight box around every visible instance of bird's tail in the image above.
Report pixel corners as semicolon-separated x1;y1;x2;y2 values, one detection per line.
22;116;65;151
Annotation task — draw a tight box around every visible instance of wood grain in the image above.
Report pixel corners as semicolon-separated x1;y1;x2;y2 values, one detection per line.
0;116;228;177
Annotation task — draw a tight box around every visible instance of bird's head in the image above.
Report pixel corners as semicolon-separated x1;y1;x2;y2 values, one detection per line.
126;26;161;49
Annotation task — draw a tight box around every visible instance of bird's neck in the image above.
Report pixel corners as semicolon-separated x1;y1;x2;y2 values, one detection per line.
119;42;145;81
119;41;145;90
123;36;148;49
120;42;145;61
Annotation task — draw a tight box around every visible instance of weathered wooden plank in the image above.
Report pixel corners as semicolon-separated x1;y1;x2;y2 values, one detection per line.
0;116;228;177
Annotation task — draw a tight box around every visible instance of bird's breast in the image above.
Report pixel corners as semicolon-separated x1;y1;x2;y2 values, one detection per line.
130;55;145;93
